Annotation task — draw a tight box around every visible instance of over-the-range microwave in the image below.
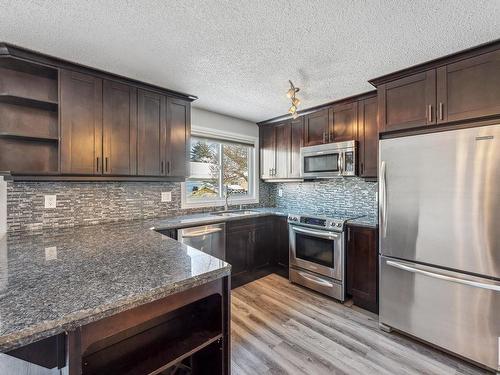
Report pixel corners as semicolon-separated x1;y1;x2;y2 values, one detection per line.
300;140;357;178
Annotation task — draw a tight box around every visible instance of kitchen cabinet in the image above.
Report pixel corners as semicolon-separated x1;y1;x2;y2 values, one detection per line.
60;70;103;175
103;80;137;175
304;108;329;146
164;97;190;177
137;89;164;176
357;96;378;178
0;42;195;180
330;101;358;142
289;117;304;178
436;49;500;124
377;70;436;132
274;122;291;179
346;225;378;313
260;124;276;179
226;220;254;280
275;216;289;269
259;118;302;180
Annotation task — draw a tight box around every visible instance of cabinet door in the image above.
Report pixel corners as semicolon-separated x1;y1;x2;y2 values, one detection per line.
274;122;291;178
378;70;436;132
304;108;329;146
275;216;289;268
102;80;137;175
60;70;102;175
289;117;304;178
137;89;164;176
253;220;273;269
260;125;276;178
358;96;378;178
226;226;251;277
346;225;378;313
164;97;190;177
437;49;500;124
331;101;357;142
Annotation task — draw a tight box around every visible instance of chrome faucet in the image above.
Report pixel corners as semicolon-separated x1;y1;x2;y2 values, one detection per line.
224;185;230;211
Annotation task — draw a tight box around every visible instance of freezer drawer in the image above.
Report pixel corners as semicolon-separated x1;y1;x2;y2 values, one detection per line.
380;256;500;372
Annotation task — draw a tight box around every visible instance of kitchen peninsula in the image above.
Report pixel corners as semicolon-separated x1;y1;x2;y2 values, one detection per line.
0;221;230;374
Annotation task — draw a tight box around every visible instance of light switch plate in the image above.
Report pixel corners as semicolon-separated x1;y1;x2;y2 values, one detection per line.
45;246;57;261
278;189;283;197
44;195;57;209
161;191;172;202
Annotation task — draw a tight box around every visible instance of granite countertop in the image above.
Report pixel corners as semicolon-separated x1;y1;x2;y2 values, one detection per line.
0;220;230;352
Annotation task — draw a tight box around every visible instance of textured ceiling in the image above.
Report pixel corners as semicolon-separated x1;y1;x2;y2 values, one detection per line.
1;1;499;122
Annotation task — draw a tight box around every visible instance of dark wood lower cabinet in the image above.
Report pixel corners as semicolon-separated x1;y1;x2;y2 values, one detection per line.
346;225;379;314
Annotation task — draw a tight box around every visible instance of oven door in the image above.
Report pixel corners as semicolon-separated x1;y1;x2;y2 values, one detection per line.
289;224;344;280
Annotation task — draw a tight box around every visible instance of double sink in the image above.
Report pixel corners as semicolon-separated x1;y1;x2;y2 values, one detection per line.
209;209;259;217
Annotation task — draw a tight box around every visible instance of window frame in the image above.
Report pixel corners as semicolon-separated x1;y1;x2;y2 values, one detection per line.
181;126;259;209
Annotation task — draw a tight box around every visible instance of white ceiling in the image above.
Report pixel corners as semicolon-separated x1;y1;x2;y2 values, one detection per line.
1;1;499;122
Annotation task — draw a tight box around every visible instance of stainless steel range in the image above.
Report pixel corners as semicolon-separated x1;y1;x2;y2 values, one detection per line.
288;212;361;301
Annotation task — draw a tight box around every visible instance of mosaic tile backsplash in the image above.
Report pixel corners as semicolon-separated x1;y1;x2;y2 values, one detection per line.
268;178;378;217
7;181;274;232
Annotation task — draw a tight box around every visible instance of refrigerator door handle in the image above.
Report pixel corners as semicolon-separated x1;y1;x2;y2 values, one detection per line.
380;161;387;237
386;260;500;292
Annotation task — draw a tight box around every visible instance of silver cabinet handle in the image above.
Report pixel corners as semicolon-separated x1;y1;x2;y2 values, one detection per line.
298;271;334;287
338;152;344;175
427;104;433;123
439;102;443;121
386;260;500;292
292;225;339;240
379;161;387;238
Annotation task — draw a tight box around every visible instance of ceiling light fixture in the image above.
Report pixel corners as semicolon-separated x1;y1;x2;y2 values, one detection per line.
287;80;300;119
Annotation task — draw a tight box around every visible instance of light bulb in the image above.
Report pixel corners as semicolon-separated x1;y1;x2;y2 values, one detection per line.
289;105;297;114
292;97;300;106
286;88;295;98
292;112;299;119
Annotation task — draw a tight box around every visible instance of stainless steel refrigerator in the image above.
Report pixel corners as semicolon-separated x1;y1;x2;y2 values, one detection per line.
379;124;500;372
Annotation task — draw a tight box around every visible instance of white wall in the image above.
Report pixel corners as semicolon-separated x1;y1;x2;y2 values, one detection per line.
0;177;6;234
191;107;258;138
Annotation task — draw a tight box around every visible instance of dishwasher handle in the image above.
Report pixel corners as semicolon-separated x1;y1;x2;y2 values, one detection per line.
180;227;223;238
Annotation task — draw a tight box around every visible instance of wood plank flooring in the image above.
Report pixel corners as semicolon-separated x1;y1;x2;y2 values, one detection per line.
231;273;490;375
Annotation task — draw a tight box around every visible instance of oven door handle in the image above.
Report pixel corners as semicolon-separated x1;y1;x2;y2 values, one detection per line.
291;225;340;240
297;271;335;287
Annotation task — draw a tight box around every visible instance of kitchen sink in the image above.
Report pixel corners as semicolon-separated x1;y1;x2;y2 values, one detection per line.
210;210;259;217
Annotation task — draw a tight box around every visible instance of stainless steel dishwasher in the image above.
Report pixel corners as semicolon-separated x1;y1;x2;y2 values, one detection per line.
177;223;226;260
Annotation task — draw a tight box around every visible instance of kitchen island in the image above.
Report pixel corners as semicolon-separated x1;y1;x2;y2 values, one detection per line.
0;220;231;374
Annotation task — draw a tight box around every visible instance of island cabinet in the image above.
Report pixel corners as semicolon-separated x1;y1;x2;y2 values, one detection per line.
4;277;231;375
0;42;195;180
374;43;500;134
259;116;303;180
346;224;378;314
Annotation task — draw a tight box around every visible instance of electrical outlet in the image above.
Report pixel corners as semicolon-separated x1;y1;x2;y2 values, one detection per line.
278;189;283;197
45;246;57;261
161;191;172;202
44;195;57;209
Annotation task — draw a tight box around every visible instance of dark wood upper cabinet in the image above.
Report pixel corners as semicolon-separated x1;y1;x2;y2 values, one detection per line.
304;108;329;146
330;101;358;142
346;225;378;314
436;49;500;124
103;80;137;176
358;96;378;178
164;97;190;177
378;70;436;132
137;89;164;176
260;124;276;179
289;117;304;178
274;122;291;179
60;70;103;175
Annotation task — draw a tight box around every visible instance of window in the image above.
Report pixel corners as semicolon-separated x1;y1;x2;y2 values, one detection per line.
182;132;258;208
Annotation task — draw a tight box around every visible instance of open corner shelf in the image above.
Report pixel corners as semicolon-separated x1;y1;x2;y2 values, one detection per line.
0;94;58;111
0;56;58;79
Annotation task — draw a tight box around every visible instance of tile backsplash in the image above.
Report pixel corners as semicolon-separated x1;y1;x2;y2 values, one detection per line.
268;177;377;217
6;181;273;232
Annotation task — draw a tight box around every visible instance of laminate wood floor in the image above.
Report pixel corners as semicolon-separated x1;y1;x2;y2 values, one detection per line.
231;273;490;375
